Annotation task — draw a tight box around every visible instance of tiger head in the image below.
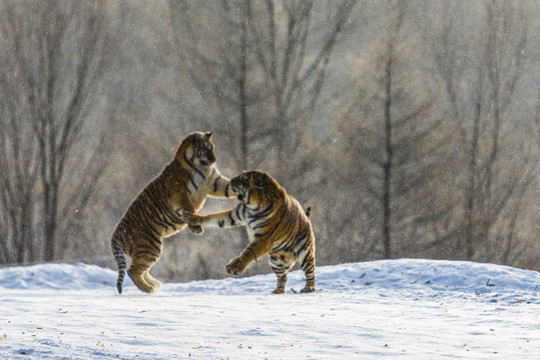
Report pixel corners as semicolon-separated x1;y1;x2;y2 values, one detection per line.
231;170;286;207
177;131;216;168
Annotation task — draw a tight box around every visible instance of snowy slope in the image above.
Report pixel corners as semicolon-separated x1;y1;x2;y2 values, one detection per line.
1;259;540;359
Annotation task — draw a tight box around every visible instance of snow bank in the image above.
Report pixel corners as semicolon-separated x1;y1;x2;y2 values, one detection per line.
0;263;131;291
316;259;540;294
2;259;539;298
2;259;540;359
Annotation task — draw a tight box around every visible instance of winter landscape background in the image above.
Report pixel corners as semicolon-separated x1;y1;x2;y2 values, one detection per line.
2;2;540;358
1;0;540;282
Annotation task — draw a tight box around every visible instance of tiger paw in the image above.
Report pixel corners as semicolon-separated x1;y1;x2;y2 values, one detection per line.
180;211;202;224
225;257;245;277
300;286;316;293
188;224;204;235
272;288;286;294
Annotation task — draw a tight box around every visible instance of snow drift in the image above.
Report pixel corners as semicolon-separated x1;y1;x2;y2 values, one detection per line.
1;259;540;360
2;259;539;298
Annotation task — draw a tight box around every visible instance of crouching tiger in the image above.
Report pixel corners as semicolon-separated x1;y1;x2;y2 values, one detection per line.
183;170;316;294
111;131;236;294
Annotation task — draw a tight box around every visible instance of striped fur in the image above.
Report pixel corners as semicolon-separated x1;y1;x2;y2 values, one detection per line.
111;131;236;294
183;170;316;294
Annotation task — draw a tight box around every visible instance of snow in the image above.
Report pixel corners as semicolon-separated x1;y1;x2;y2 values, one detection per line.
1;259;540;359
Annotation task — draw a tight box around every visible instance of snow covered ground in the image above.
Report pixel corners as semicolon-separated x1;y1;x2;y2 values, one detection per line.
1;259;540;359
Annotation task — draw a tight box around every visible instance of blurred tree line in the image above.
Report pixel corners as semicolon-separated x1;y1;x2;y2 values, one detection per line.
1;0;539;282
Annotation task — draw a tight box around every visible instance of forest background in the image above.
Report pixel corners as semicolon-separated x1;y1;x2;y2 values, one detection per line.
1;0;540;282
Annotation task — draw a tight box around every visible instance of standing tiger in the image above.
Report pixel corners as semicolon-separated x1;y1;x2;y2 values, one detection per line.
183;170;316;294
111;131;236;294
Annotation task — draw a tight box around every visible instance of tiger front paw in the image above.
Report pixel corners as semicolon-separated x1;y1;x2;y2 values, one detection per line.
226;257;245;277
188;224;204;235
181;212;204;235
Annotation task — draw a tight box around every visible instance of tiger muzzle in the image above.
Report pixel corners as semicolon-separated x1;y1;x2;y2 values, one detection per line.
231;179;246;200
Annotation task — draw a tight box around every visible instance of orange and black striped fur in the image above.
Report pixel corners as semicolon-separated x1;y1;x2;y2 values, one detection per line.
184;170;316;294
111;132;236;294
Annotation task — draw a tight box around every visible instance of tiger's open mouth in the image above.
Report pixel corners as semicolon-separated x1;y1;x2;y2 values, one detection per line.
231;183;246;201
234;188;246;201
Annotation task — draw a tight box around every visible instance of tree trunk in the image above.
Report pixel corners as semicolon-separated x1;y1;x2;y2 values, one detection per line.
382;56;393;260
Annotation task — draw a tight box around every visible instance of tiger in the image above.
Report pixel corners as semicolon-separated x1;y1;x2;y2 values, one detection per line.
111;131;236;294
183;170;316;294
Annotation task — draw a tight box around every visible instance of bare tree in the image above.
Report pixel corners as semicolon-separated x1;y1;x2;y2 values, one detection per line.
167;1;357;182
327;0;456;261
0;0;111;264
433;0;537;262
0;91;39;264
167;0;255;170
250;0;358;178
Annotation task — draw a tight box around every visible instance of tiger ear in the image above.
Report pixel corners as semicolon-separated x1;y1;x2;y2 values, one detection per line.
205;132;213;140
252;173;265;189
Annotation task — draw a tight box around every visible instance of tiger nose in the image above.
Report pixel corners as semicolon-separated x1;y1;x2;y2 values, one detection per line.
230;180;241;192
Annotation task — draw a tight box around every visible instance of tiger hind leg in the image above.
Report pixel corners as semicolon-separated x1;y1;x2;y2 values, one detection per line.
269;252;295;294
128;256;160;293
299;251;316;293
272;273;289;294
128;266;155;293
144;272;162;290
